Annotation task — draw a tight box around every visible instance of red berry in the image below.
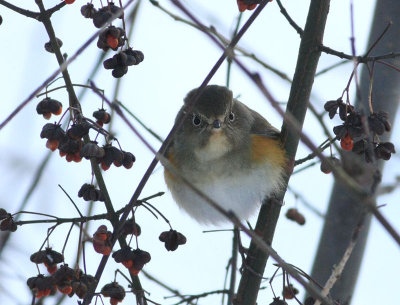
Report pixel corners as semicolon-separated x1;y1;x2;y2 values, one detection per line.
58;285;73;294
102;246;112;256
72;151;82;162
129;267;140;275
110;298;121;305
237;0;257;12
122;260;133;268
65;0;75;4
65;153;74;162
101;162;111;171
52;105;63;115
46;139;59;151
43;112;52;120
44;262;58;274
340;133;354;151
106;34;119;49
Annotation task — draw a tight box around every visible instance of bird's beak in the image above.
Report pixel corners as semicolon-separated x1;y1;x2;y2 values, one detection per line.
212;119;222;129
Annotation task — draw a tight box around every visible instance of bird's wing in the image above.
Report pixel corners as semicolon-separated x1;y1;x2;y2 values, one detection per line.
244;104;281;139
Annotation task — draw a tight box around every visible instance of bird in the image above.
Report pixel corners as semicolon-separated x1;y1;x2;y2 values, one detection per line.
163;85;286;225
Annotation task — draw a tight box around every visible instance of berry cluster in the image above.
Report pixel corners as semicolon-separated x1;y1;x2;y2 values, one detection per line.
37;102;135;167
101;282;126;305
103;48;144;78
27;266;95;300
80;2;144;78
0;208;17;232
112;246;151;275
324;98;395;162
100;144;135;170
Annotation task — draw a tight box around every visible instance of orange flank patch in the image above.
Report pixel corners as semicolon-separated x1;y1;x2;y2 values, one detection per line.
250;135;286;168
163;150;177;183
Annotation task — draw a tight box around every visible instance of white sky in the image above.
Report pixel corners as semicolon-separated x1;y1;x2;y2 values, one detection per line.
0;1;399;305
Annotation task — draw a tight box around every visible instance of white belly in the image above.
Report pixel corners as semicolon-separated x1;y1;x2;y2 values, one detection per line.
166;166;283;225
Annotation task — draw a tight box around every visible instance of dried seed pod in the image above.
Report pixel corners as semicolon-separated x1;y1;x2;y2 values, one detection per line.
78;184;104;202
30;247;64;274
81;3;97;18
37;97;63;119
0;216;17;232
122;151;135;169
159;229;187;251
27;274;55;298
93;109;111;125
122;219;141;236
67;122;91;139
93;225;112;255
0;208;8;220
285;208;305;225
375;142;396;160
368;111;391;135
101;282;125;303
282;284;299;299
320;156;340;174
40;123;65;140
80;141;105;159
112;247;151;275
269;297;288;305
44;38;63;53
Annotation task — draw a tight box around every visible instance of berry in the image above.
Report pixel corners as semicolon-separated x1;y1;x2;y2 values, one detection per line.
46;139;60;151
285;208;305;225
112;247;151;274
122;151;135;169
237;0;258;12
101;282;125;302
36;97;63;119
65;0;75;4
93;225;112;255
93;109;111;124
340;133;354;151
58;285;73;294
106;34;119;49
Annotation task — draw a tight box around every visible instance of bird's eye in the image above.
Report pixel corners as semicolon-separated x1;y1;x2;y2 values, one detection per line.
192;114;201;126
228;112;235;122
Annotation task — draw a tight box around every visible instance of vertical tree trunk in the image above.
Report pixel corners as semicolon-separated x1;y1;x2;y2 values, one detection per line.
310;1;400;303
235;1;331;304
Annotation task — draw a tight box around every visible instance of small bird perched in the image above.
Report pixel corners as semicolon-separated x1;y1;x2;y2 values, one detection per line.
163;85;286;225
